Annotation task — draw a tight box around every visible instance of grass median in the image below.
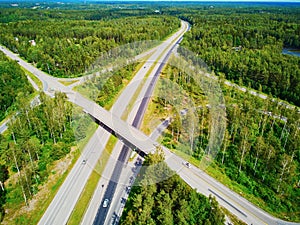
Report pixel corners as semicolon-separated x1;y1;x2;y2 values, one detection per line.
58;79;80;86
21;67;43;90
67;135;117;225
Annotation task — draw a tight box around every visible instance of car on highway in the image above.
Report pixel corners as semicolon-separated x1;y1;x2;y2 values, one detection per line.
182;161;191;168
82;159;87;165
103;199;109;208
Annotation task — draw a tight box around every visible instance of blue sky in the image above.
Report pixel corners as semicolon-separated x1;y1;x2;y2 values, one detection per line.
96;0;300;1
88;0;300;2
2;0;300;2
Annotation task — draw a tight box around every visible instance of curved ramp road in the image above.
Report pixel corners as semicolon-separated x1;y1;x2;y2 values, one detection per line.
162;147;300;225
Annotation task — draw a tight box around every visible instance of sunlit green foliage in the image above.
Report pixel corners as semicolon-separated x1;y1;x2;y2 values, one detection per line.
78;63;139;107
120;149;225;225
0;13;179;77
0;51;33;121
0;92;78;222
179;7;300;105
158;62;300;222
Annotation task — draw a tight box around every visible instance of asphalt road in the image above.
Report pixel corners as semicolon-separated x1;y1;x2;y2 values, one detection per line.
163;148;300;225
40;20;188;225
0;20;298;225
89;21;190;225
0;23;186;224
0;67;40;135
72;74;300;225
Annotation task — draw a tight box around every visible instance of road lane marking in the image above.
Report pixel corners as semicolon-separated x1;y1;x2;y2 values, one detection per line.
208;188;247;217
186;167;269;225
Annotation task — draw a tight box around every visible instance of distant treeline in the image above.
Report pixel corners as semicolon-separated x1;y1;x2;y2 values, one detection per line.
177;7;300;105
0;11;180;77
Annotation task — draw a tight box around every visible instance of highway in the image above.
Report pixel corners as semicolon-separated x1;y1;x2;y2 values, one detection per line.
41;21;188;225
73;70;299;225
163;147;300;225
85;21;189;225
1;20;298;225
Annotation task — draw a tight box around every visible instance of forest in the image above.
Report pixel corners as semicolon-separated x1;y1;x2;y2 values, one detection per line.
120;148;225;225
153;57;299;221
0;10;180;77
0;2;299;223
177;6;300;106
0;51;33;122
0;92;81;222
0;5;158;22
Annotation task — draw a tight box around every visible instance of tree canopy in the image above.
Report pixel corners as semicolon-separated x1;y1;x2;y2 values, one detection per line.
0;92;78;222
120;149;225;225
178;6;300;106
0;51;34;122
156;59;300;222
0;12;180;77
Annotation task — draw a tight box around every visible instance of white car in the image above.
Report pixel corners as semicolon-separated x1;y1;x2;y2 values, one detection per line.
182;161;191;168
103;199;109;208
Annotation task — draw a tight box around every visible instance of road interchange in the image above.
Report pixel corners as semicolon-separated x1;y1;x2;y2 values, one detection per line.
0;20;299;225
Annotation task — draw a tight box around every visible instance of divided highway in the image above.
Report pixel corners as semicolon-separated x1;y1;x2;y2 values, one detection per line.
86;21;189;225
0;20;298;225
91;22;189;225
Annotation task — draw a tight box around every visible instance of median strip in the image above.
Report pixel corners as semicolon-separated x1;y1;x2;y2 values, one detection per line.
67;135;117;225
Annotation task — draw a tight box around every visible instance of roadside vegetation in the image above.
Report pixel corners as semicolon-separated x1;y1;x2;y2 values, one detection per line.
0;51;34;122
147;59;299;221
178;6;300;106
77;63;140;110
0;92;96;223
120;148;225;225
0;2;299;224
67;135;117;225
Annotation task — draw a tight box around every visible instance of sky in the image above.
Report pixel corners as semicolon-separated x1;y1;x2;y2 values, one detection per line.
1;0;300;2
86;0;300;2
91;0;300;1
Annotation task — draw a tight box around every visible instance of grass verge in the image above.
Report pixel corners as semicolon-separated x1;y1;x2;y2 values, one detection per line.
58;79;80;86
75;55;151;111
121;75;147;121
21;67;43;90
67;135;117;225
156;137;289;222
141;77;290;221
76;122;99;151
104;58;150;111
121;21;186;122
221;206;247;225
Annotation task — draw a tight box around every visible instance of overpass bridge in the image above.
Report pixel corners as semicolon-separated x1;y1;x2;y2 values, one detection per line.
71;93;156;157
